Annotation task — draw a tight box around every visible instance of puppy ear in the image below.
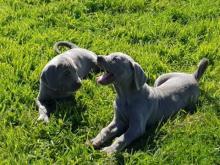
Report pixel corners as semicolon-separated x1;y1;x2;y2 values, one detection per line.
132;62;146;90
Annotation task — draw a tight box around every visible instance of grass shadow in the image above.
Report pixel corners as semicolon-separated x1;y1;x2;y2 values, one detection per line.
52;95;87;132
113;124;162;165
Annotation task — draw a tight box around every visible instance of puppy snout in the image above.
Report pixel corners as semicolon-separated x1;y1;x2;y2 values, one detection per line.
74;81;81;90
97;56;105;63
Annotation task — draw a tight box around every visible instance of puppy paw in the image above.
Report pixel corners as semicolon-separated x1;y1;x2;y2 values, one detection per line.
90;138;102;149
37;113;49;123
101;146;116;155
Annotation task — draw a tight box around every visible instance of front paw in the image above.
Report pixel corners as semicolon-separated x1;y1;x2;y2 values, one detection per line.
37;113;49;123
90;137;102;149
101;146;116;155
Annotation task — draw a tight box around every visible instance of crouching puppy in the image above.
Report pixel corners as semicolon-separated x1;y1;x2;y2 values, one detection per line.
36;41;98;123
91;52;208;154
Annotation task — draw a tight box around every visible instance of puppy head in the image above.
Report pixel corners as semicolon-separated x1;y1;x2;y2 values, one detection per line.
96;53;146;90
41;56;81;93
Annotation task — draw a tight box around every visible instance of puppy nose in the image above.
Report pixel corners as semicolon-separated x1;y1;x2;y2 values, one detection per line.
73;81;81;91
75;82;81;89
97;56;105;63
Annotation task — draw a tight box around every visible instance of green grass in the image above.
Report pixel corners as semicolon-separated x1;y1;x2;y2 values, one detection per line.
0;0;220;164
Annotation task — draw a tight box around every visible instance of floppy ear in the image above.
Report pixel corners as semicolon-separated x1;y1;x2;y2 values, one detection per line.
132;62;146;90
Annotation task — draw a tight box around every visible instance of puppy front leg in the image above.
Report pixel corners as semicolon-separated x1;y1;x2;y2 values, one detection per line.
91;118;125;149
36;99;50;123
102;124;145;154
36;83;56;123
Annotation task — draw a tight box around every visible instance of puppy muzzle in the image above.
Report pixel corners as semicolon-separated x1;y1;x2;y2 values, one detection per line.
97;56;105;64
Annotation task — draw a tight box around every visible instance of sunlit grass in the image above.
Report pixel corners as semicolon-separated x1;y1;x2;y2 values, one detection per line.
0;0;219;164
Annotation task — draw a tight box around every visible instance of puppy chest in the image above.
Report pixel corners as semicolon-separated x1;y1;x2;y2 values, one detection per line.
115;99;131;122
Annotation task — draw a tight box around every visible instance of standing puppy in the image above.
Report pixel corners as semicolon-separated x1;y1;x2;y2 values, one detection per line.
36;41;98;123
91;52;208;154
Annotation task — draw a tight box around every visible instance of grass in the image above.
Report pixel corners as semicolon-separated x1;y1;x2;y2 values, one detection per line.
0;0;220;164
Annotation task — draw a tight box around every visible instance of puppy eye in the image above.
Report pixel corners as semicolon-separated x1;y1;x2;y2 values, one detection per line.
112;56;120;62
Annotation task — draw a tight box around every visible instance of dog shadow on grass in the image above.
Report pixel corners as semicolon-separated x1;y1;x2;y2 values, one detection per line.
113;124;164;164
49;95;87;132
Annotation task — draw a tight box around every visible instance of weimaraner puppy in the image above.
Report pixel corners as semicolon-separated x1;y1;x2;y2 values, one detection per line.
91;52;208;154
36;41;98;123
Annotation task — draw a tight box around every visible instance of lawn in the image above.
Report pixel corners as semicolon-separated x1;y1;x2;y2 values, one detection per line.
0;0;219;164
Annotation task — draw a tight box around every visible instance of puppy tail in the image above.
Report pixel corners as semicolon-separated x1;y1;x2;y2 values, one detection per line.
193;58;209;81
53;41;78;54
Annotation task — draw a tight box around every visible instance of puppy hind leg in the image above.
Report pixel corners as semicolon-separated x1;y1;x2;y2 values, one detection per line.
154;73;181;87
185;104;197;114
154;74;172;87
185;90;199;114
185;98;198;114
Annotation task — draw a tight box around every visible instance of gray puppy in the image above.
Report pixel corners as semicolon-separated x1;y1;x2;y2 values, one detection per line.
91;52;208;154
36;41;98;123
